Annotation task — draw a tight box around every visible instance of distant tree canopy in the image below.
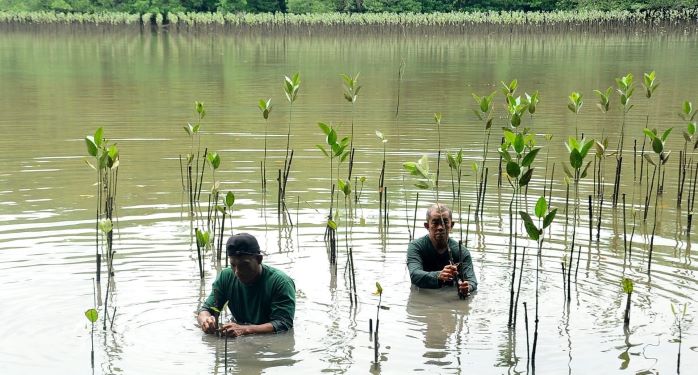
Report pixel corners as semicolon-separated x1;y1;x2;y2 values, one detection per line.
0;0;695;14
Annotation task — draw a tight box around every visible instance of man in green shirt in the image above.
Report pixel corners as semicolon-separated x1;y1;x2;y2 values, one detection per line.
406;204;478;296
197;233;296;337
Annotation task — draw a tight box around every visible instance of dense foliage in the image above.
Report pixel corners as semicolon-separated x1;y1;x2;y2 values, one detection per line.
0;0;696;14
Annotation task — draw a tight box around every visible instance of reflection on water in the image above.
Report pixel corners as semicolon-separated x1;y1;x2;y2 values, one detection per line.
0;29;698;374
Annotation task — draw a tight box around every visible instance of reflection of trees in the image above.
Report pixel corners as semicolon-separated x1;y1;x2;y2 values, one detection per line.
406;287;471;367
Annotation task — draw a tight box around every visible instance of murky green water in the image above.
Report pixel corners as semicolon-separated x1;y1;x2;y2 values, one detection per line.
1;29;698;374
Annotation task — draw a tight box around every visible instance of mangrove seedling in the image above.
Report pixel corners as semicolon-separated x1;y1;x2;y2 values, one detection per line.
471;90;496;220
280;73;301;209
372;282;385;366
84;307;98;369
216;191;235;264
500;79;518;101
341;72;361;151
611;73;635;206
671;303;688;374
567;91;583;137
195;228;211;279
317;122;350;265
376;130;388;225
85;127;120;284
258;98;272;191
678;100;697;209
593;87;612;113
519;195;557;373
621;277;634;327
562;136;594;300
643;127;672;273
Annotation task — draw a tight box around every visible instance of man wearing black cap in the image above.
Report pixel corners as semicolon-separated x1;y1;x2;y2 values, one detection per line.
197;233;296;337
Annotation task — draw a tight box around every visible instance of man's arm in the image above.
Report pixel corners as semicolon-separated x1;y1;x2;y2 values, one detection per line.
220;322;275;337
268;278;296;332
407;240;440;288
197;272;228;334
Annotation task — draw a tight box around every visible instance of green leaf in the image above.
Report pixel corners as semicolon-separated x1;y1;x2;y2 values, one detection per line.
688;122;696;136
535;196;547;218
85;136;98;157
414;181;430;190
403;162;418;174
519;168;533;186
521;148;540;167
225;191;235;208
580;140;593;159
318;122;331;135
506;161;521;178
499;148;512;162
570;149;583;170
580;161;592;179
519;211;540;241
683;101;692;116
621;277;634;294
510;113;521;128
327;219;337;230
643;153;656;167
327;128;337;146
513;133;525;154
543;208;557;229
643;128;657;140
207;152;220;170
652;137;663;154
375;281;383;296
316;145;329;157
661;127;673;142
93;128;104;147
98;219;113;234
562;163;573;179
85;308;98;323
471;161;478;173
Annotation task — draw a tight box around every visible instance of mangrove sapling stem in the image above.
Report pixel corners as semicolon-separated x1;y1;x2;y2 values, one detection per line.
589;194;594;248
480;168;489;221
634;139;637;181
498;137;504;188
412;193;419;241
523;301;530;370
196;148;208;202
513;247;526;326
644;164;658;221
622;193;628;257
369;318;373;337
561;261;567;299
195;228;203;279
277;169;281;221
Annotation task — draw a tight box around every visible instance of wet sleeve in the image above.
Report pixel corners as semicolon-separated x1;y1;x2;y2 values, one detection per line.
407;240;440;289
458;248;478;292
269;278;296;332
200;272;227;315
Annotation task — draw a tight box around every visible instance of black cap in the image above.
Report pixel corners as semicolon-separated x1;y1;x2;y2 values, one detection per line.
226;233;261;256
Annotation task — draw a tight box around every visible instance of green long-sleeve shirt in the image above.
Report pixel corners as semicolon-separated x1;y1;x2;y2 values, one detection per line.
201;264;296;332
406;235;478;291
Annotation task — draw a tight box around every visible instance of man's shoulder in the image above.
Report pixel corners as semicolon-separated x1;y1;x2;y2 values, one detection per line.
409;235;431;247
263;265;295;286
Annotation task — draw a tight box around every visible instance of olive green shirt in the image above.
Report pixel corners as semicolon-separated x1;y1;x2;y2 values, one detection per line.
202;264;295;332
406;235;478;291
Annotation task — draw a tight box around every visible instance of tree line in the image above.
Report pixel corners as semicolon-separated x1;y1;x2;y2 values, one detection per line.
0;0;695;16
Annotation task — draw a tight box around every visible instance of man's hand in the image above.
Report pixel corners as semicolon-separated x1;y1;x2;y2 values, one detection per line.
438;264;459;284
220;322;250;337
198;311;218;334
458;280;471;296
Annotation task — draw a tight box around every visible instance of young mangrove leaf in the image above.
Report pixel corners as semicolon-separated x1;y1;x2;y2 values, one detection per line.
570;149;583;169
519;168;533;186
85;136;98;157
98;219;113;234
543;208;557;229
581;161;593;179
661;127;673;142
207;152;221;170
521;147;541;167
535;196;547;218
225;191;235;209
506;161;521;178
519;211;540;241
621;277;634;294
373;282;383;296
85;308;98;323
562;163;573;178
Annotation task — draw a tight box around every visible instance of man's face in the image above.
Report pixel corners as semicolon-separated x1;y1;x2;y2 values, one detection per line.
425;210;453;246
229;254;262;284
